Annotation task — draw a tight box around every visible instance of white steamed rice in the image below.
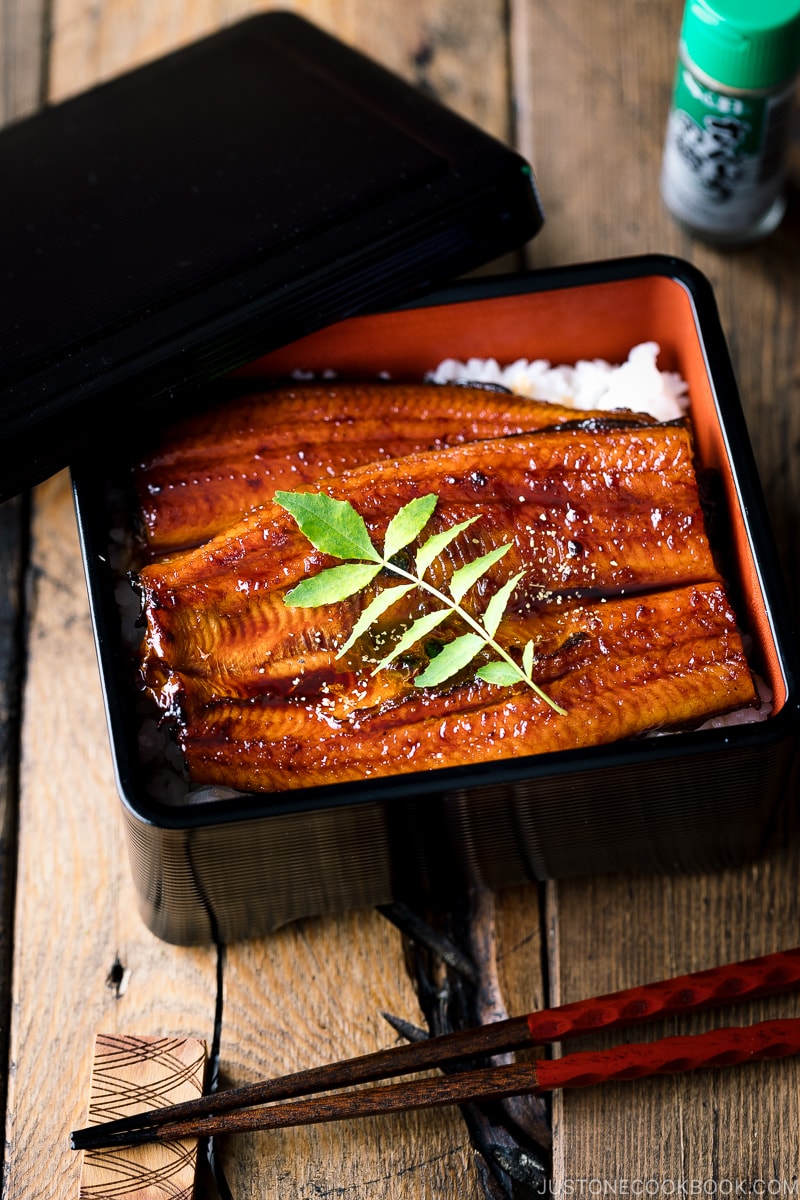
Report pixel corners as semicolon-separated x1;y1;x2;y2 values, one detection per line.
425;341;690;423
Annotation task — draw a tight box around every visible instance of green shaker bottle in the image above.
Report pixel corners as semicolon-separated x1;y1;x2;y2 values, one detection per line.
660;0;800;243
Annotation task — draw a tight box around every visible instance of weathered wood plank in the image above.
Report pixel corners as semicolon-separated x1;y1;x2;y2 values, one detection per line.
519;0;800;1188
0;495;25;1182
4;473;220;1200
548;847;800;1188
214;907;483;1198
518;0;688;268
46;0;511;140
0;0;49;122
693;234;800;618
0;0;49;1183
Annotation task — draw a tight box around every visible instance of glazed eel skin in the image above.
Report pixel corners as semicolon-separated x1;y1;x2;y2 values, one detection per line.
133;384;759;793
133;380;656;555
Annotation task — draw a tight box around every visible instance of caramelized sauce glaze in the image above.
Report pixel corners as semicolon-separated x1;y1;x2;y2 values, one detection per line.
131;382;758;793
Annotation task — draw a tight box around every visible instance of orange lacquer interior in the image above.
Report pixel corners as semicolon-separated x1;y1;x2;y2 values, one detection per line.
240;275;785;716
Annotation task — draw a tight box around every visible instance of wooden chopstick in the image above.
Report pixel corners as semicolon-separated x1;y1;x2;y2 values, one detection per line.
70;945;800;1151
74;1018;800;1148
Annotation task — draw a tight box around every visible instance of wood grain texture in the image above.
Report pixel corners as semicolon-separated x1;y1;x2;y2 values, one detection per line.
0;496;25;1181
519;0;686;269
213;907;484;1197
520;0;800;1188
0;0;41;1180
46;0;511;139
4;474;219;1200
547;855;800;1188
0;0;49;122
80;1033;206;1200
699;232;800;619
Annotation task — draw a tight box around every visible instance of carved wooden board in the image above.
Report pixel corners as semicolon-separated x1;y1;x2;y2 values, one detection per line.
80;1033;206;1200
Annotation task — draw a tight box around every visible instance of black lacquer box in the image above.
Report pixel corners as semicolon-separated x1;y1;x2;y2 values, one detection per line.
73;259;799;944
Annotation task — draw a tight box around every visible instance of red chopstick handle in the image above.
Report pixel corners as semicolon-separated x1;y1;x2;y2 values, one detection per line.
527;947;800;1043
534;1018;800;1092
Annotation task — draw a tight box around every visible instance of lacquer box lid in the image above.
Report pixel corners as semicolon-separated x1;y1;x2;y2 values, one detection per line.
0;11;543;503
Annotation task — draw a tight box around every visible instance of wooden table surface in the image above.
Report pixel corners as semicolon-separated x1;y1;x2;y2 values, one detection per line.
1;1;799;1197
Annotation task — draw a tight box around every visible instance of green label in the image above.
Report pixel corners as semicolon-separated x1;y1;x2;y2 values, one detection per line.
662;59;794;233
672;63;766;156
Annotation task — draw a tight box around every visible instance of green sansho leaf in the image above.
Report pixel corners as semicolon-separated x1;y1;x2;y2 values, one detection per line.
383;494;438;560
415;632;484;688
274;491;380;563
336;584;415;657
276;487;564;713
449;543;513;606
482;569;526;638
415;515;481;578
284;563;382;607
372;609;450;673
476;661;525;687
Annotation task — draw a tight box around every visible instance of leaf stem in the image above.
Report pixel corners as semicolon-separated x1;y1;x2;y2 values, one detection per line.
379;556;566;715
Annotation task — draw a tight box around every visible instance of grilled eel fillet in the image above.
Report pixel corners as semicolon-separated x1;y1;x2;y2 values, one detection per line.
175;582;756;790
132;381;657;555
134;417;759;791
